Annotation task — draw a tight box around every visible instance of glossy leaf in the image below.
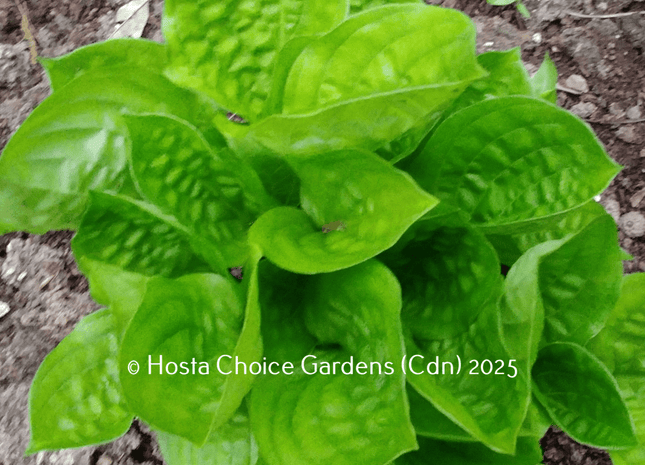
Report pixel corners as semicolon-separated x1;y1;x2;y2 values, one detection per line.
531;53;557;103
409;386;551;442
248;149;437;274
588;273;645;462
124;113;275;272
248;5;485;159
250;260;417;465
163;0;347;121
446;48;532;115
532;342;637;449
26;310;132;454
156;406;258;465
539;213;623;345
0;63;222;234
40;38;166;92
395;435;543;464
407;96;621;234
406;281;530;454
119;253;262;445
385;226;500;340
74;257;149;335
72;191;209;278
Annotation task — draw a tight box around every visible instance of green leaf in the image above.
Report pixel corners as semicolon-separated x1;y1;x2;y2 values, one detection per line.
499;240;562;372
248;5;485;160
26;310;132;454
531;53;557;103
349;0;422;15
72;191;210;278
124;113;275;273
0;63;222;234
406;281;530;454
385;226;500;340
407;96;621;234
532;342;637;449
395;435;543;464
40;39;167;92
156;405;258;465
120;252;262;445
250;260;417;465
74;257;149;335
162;0;347;121
539;213;623;345
447;48;532;114
248;149;437;274
516;2;531;18
486;0;515;5
257;261;317;363
588;273;645;463
409;387;551;442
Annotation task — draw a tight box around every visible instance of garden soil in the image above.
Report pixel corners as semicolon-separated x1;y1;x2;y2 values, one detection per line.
0;0;644;464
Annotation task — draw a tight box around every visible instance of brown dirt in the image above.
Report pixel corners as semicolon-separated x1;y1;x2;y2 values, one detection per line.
1;0;644;464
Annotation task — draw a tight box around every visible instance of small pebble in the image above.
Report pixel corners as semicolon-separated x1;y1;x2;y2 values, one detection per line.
532;33;542;44
97;456;113;465
616;126;637;144
597;2;608;10
570;102;597;119
0;301;9;319
565;74;589;94
640;148;645;158
620;212;645;238
626;106;642;120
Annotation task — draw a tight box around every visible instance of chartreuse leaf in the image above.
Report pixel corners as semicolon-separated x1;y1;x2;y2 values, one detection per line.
488;201;611;267
493;200;607;265
532;342;637;449
385;226;500;339
250;260;417;465
40;39;166;92
405;279;529;454
407;96;621;235
248;5;485;159
156;404;258;465
124;113;275;273
74;257;149;335
249;149;437;274
539;213;623;345
0;57;223;234
72;191;210;278
394;435;542;465
26;310;132;454
530;53;557;103
587;273;645;463
386;226;534;452
446;48;532;114
162;0;346;121
349;0;422;15
498;240;561;390
409;387;551;442
120;251;262;445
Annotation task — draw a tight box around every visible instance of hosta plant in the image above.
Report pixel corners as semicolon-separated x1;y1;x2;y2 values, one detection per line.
1;1;644;464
